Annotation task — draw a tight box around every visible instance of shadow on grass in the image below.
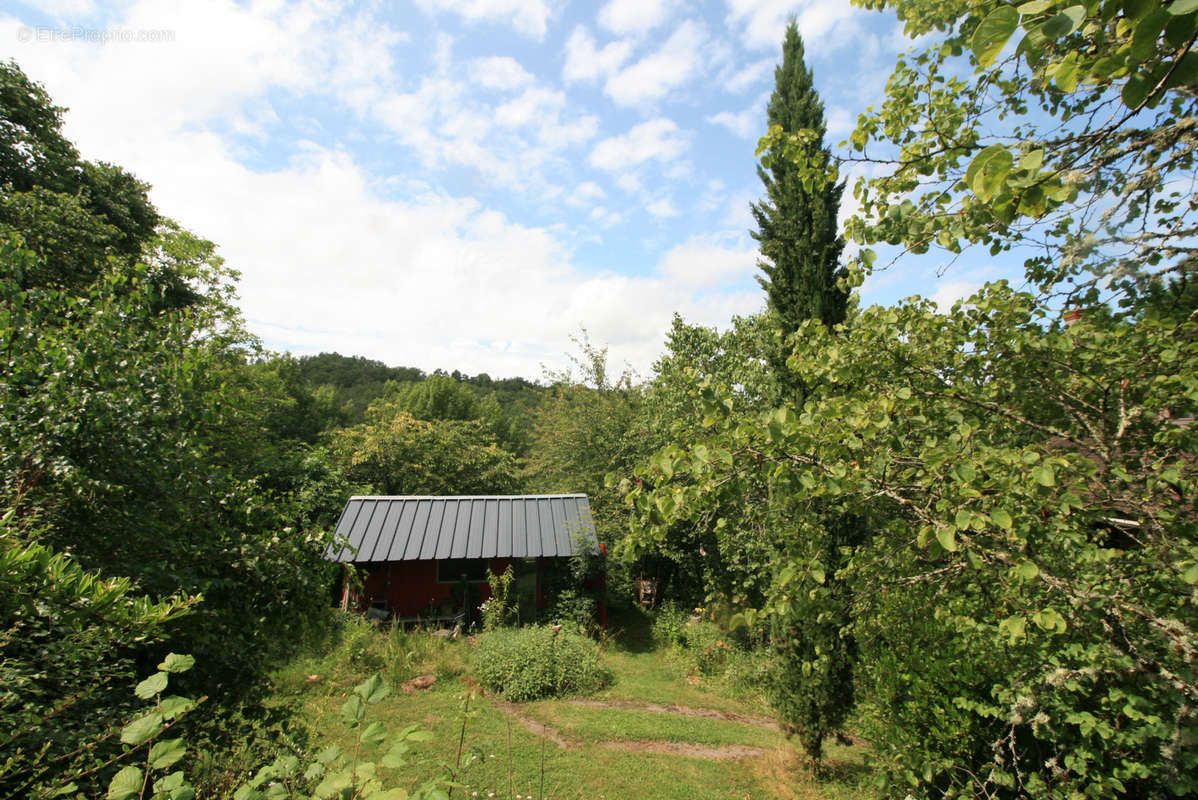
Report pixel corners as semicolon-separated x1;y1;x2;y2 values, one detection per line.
606;605;655;653
819;752;874;784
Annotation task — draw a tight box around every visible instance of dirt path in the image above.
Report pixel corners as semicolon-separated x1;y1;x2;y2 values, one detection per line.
566;699;781;730
492;700;572;749
490;698;770;760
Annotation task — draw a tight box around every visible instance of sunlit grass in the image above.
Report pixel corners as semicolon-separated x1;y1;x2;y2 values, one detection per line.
271;615;879;800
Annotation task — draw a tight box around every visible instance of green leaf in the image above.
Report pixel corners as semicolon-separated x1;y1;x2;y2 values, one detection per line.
159;696;195;721
936;526;959;552
314;772;353;799
1133;10;1171;61
1000;615;1027;643
1051;53;1080;91
1033;464;1055;487
107;766;143;800
810;567;826;584
354;674;391;705
361;721;387;749
154;772;194;800
972;5;1020;66
1182;562;1198;584
1032;608;1067;633
1015;560;1040;581
150;738;187;770
965;144;1014;201
1122;72;1153;108
121;712;164;746
1167;0;1198;15
1041;5;1086;38
158;653;195;674
955;509;973;529
341;694;365;725
364;790;409;800
1017;0;1053;13
990;508;1014;530
135;671;168;699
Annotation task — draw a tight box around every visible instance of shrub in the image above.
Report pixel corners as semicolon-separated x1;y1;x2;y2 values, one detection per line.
482;565;514;631
472;626;611;702
650;602;691;649
650;604;743;677
546;587;597;632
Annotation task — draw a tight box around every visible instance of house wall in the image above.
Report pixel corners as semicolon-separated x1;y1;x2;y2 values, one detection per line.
356;558;518;619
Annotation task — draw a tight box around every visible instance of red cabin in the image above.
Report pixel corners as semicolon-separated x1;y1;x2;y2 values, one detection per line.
326;494;600;625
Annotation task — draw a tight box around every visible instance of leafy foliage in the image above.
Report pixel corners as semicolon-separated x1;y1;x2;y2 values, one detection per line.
2;61;341;794
627;1;1198;794
329;400;519;496
482;565;515;632
838;0;1198;306
471;626;611;702
0;516;195;798
525;330;645;563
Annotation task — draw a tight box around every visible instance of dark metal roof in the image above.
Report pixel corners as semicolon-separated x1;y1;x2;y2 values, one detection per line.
326;495;599;563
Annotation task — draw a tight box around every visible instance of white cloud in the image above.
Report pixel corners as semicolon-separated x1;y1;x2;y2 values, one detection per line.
722;57;774;93
604;19;707;105
24;0;97;17
616;173;642;193
723;188;758;232
568;181;607;207
562;25;633;83
707;106;760;139
470;56;534;90
588;205;623;227
1;0;773;378
588;118;689;171
659;233;758;290
647;198;679;217
416;0;552;39
930;280;982;313
725;0;862;51
597;0;676;35
495;86;562;126
826;106;855;137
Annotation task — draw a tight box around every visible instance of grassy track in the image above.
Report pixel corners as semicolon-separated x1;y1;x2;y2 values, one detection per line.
273;617;876;800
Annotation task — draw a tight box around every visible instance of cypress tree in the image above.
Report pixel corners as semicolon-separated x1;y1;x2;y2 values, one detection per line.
751;21;848;341
752;23;859;771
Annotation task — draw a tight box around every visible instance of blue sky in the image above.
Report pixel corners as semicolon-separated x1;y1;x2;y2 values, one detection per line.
3;0;990;380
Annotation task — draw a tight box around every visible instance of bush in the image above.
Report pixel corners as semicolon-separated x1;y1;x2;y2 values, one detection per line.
650;602;691;649
650;604;742;677
546;587;597;632
482;565;514;631
472;626;611;702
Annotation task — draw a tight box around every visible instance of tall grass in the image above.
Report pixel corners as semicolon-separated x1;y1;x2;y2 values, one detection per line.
271;611;465;692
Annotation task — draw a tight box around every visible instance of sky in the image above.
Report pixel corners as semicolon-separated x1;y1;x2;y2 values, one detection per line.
1;0;992;381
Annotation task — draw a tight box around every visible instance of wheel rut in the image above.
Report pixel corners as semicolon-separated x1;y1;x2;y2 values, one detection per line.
489;698;774;760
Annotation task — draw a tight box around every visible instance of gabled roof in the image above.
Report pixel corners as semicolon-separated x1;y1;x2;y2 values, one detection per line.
326;494;599;563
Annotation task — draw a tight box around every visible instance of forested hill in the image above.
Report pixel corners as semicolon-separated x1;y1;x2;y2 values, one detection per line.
295;351;544;430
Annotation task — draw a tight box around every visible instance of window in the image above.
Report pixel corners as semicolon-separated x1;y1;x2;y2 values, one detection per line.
436;559;489;583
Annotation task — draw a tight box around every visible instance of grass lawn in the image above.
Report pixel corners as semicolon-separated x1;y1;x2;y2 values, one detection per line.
272;612;877;800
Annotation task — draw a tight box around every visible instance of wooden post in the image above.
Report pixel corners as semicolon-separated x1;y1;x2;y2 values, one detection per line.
598;543;607;630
